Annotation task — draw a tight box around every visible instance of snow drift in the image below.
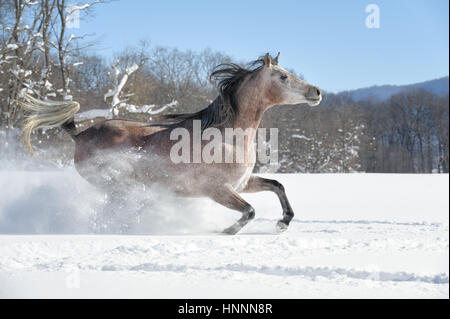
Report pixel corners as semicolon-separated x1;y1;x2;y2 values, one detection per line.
0;146;448;298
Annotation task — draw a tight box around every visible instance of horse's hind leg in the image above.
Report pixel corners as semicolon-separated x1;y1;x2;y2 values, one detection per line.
210;184;255;235
242;176;294;233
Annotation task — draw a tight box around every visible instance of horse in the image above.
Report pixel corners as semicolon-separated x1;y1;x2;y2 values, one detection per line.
19;53;322;234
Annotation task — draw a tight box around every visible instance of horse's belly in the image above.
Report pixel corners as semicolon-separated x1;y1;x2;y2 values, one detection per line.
73;136;256;196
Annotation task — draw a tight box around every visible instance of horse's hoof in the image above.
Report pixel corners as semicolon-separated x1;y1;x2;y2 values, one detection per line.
223;225;240;235
276;221;289;233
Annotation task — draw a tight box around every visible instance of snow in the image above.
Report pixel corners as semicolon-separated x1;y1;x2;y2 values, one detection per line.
6;44;19;50
75;102;177;120
66;1;100;15
104;60;141;108
292;135;313;141
121;100;178;115
75;108;112;119
125;63;139;75
0;170;448;298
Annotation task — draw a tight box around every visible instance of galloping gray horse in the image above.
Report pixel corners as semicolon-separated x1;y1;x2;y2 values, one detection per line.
20;53;322;234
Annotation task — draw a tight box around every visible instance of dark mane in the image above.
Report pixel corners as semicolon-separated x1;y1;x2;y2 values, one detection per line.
149;58;265;130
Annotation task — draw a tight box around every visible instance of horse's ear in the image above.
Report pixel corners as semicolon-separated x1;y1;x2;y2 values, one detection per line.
263;53;272;67
272;52;280;66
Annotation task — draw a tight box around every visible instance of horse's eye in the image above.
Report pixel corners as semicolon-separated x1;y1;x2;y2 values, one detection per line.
280;74;287;81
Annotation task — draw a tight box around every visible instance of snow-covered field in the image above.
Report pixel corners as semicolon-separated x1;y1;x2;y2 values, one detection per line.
0;169;448;298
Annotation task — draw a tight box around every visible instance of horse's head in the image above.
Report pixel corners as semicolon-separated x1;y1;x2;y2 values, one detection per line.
205;53;322;130
258;52;322;107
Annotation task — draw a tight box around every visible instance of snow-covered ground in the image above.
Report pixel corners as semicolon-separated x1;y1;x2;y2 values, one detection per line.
0;170;448;298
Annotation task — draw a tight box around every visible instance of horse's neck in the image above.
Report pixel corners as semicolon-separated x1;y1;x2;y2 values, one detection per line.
233;85;268;131
230;88;267;163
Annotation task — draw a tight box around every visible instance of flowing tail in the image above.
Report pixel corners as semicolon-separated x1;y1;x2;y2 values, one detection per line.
19;93;80;154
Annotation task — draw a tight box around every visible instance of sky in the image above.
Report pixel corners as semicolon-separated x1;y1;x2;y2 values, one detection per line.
76;0;449;93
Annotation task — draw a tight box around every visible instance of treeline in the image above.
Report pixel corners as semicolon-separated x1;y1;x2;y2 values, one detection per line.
260;91;449;173
0;0;448;173
362;91;449;173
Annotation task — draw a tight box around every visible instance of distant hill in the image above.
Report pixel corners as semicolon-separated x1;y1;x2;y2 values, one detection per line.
340;76;449;101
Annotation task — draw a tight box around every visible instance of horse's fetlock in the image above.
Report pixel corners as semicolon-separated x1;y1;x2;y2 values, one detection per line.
246;207;255;220
284;210;294;217
283;210;294;221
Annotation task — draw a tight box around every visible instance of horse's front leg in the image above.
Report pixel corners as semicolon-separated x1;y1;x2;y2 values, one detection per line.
242;175;294;232
210;184;255;235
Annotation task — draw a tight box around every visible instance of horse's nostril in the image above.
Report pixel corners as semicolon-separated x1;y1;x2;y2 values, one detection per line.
316;89;321;96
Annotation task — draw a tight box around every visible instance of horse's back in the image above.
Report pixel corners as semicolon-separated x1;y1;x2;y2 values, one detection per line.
73;119;164;164
76;119;163;146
